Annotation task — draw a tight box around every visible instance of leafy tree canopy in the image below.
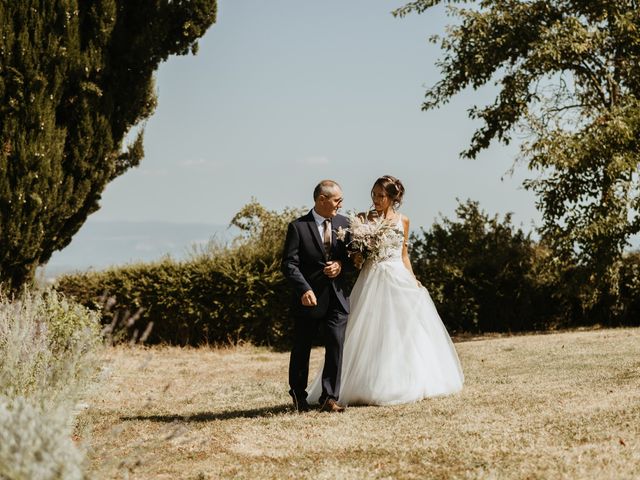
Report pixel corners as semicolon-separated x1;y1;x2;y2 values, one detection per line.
395;0;640;307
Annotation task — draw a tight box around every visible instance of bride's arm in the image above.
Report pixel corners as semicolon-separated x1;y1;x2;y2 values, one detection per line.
401;215;419;283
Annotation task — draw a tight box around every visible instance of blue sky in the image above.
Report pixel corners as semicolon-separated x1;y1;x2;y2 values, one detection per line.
90;0;540;231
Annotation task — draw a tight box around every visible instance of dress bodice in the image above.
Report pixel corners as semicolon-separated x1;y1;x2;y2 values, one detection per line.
368;215;404;264
387;216;404;260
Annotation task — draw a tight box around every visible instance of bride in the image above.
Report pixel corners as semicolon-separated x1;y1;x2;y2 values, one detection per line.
307;175;464;406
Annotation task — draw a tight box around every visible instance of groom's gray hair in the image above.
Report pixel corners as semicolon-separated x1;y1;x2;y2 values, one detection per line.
313;180;341;201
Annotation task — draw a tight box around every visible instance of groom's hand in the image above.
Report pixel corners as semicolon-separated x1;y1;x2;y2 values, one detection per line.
301;290;318;307
323;260;342;279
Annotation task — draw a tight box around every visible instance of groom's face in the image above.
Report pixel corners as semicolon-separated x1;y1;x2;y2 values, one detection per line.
316;188;343;218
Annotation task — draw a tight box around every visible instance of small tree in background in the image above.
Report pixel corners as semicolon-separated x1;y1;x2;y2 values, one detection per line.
0;0;216;291
410;200;553;332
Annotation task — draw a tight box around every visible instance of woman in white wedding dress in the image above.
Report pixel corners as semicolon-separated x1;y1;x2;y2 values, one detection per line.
307;175;464;406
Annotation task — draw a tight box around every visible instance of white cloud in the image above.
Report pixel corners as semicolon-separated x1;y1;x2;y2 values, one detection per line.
298;155;330;166
179;158;223;169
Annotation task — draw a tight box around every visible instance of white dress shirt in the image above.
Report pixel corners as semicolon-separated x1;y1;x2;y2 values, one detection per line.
311;208;331;244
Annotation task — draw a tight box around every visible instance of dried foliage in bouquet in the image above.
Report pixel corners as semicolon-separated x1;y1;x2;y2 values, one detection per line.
337;211;404;267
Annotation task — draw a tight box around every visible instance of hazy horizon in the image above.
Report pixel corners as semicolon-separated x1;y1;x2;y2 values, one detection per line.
44;220;235;277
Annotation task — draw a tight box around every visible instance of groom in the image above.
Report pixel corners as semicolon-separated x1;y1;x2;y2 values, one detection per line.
281;180;352;413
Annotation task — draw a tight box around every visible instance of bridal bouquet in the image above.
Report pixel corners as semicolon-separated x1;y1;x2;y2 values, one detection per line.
336;211;404;265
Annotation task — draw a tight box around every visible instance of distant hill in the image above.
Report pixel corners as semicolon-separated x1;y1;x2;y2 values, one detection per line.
42;220;236;279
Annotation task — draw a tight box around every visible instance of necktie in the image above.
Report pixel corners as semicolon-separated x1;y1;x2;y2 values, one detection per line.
323;219;331;259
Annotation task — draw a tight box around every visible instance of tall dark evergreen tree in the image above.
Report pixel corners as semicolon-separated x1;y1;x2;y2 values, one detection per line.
0;0;216;290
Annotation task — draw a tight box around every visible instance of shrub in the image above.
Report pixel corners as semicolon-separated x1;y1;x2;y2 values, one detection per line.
410;200;558;333
58;199;640;343
581;251;640;328
0;290;102;406
40;290;102;356
0;396;86;480
56;201;305;348
0;289;103;480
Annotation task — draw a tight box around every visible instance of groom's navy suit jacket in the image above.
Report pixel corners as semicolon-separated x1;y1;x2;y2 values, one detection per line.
281;211;352;316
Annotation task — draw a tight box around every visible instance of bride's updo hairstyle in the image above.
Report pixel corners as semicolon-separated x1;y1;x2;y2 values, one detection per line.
371;175;405;209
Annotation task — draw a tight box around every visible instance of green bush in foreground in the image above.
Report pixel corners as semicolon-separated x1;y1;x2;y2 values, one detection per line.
0;290;103;480
0;290;102;405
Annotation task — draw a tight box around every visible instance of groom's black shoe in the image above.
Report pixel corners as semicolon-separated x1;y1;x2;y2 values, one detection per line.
320;397;345;413
290;392;311;413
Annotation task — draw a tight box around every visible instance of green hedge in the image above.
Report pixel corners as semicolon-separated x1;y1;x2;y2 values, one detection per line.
57;255;293;347
56;200;640;347
410;200;558;333
410;200;640;332
56;201;302;349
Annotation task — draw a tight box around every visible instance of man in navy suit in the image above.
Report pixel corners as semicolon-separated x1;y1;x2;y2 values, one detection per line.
281;180;352;413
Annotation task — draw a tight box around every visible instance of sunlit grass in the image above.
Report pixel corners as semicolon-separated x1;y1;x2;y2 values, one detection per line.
81;328;640;479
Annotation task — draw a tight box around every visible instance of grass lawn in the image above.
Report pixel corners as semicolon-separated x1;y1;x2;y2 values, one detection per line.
78;327;640;479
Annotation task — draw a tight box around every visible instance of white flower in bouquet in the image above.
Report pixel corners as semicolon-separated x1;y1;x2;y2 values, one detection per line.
336;211;404;265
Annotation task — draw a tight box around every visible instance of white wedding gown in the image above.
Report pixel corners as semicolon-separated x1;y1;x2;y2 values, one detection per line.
307;217;464;406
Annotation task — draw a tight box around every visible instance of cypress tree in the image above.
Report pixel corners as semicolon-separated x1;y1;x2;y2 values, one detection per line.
0;0;216;290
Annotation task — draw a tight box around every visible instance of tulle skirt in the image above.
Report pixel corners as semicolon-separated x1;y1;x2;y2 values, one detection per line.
307;257;464;406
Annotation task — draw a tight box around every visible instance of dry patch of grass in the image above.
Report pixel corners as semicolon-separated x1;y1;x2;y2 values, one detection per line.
79;328;640;479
